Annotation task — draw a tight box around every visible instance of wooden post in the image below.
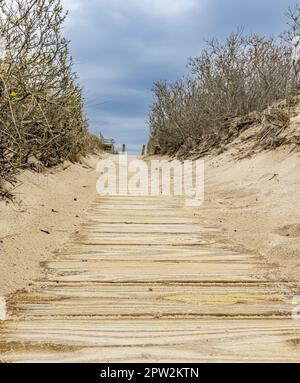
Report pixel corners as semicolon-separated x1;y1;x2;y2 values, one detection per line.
141;144;146;156
122;144;126;153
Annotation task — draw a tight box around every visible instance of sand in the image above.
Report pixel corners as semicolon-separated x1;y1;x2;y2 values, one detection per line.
0;155;102;295
201;147;300;281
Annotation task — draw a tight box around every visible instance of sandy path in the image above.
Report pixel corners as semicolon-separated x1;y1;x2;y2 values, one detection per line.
0;156;300;362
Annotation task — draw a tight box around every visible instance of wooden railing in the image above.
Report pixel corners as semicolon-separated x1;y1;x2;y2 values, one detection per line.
99;133;115;153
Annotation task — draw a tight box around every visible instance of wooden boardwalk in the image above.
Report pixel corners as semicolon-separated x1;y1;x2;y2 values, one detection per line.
1;176;300;361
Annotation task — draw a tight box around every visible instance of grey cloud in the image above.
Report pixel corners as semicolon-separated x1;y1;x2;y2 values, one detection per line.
62;0;291;153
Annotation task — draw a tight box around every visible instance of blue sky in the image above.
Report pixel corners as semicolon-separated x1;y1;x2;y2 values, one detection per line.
61;0;294;153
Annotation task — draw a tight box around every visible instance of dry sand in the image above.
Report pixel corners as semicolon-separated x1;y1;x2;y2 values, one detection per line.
147;146;299;281
200;147;300;281
0;155;102;295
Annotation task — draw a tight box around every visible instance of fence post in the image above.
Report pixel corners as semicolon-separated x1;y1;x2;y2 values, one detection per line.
141;144;146;156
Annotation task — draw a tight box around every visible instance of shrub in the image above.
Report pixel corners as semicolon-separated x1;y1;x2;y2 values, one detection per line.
0;0;101;197
148;10;300;156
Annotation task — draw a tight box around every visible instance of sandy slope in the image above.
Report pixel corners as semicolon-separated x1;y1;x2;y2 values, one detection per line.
0;155;101;295
181;101;300;281
199;147;300;281
147;147;299;281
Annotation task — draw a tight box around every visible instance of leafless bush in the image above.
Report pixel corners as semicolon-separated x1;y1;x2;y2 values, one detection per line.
0;0;101;197
149;79;204;155
148;10;300;156
282;5;300;43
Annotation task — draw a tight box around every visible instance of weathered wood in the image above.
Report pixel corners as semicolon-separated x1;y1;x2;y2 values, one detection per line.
0;157;299;362
141;144;146;156
2;320;300;362
8;283;293;319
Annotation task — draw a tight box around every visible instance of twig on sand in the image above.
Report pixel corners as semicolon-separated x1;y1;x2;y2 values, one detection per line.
40;229;50;235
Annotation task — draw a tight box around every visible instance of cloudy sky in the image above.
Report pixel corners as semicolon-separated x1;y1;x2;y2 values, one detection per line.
61;0;292;153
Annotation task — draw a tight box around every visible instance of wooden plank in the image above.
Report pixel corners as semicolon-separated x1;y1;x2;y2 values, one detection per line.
82;223;221;234
8;284;293;319
52;246;262;262
42;259;271;283
1;319;300;362
73;232;209;246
